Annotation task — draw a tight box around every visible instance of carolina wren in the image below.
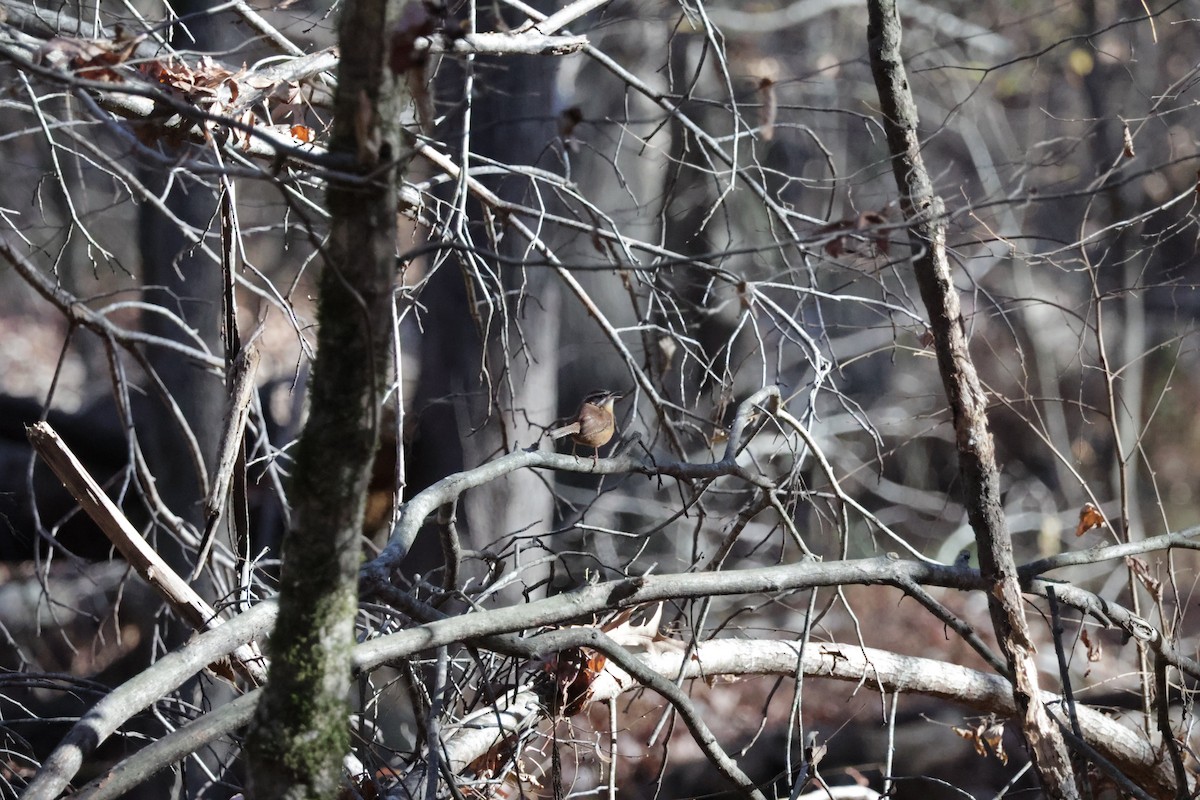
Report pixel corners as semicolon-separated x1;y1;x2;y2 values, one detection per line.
550;390;622;462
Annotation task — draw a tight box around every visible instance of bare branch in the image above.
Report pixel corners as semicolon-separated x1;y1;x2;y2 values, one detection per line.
71;624;1186;799
24;422;269;683
868;0;1076;793
18;601;277;800
415;30;587;57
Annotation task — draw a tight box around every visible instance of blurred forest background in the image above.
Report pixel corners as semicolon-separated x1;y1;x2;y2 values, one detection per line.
2;0;1200;797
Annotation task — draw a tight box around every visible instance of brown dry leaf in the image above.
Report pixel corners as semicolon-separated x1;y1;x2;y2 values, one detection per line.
1125;555;1161;598
243;73;276;90
805;734;827;769
204;655;239;685
461;748;535;800
144;58;200;96
462;728;528;795
38;37;132;82
141;56;243;111
953;716;1008;764
542;603;689;715
558;105;583;139
1073;502;1106;537
1081;628;1102;662
543;646;606;716
856;210;889;255
816;218;854;257
233;108;257;150
212;77;239;113
757;76;777;141
601;602;686;656
601;603;661;645
982;720;1007;765
389;0;437;74
657;334;677;373
815;211;889;258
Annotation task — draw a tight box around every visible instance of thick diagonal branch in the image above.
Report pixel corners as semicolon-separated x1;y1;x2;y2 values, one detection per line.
865;1;1077;796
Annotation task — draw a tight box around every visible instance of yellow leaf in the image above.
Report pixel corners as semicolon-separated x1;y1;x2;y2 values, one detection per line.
1068;48;1094;76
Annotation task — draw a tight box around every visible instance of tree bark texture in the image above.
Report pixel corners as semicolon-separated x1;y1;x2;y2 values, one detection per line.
865;2;1079;797
243;0;408;794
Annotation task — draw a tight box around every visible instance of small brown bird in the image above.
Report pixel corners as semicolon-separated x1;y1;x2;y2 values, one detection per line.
550;390;622;463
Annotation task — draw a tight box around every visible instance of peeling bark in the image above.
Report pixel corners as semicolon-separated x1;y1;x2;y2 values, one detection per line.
865;1;1078;797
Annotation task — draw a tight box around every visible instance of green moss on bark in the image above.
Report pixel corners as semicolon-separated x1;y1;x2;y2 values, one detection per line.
242;0;410;793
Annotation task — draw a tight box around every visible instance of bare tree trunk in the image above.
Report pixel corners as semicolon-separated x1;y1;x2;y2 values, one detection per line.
865;1;1078;797
242;0;409;794
135;7;229;796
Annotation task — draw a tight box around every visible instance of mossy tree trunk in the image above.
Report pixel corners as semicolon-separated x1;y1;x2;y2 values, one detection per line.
865;1;1079;797
242;0;408;794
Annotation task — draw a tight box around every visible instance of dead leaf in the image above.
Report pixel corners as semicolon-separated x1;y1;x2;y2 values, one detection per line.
1073;502;1106;537
543;646;606;716
1125;555;1161;598
600;602;686;657
1081;629;1102;662
816;218;854;257
814;210;889;258
558;105;583;139
243;74;275;90
657;335;677;373
37;36;135;82
804;733;827;768
464;738;540;799
856;210;890;255
205;655;239;685
389;1;437;74
953;716;1008;764
758;77;776;141
541;603;689;714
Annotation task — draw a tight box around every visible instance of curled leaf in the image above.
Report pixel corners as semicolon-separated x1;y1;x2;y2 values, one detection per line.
758;76;777;141
953;716;1008;765
1073;502;1106;537
1125;555;1162;598
1122;122;1135;158
543;646;606;716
